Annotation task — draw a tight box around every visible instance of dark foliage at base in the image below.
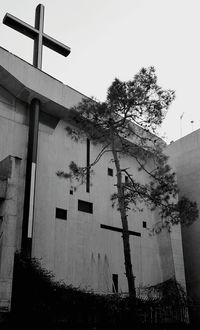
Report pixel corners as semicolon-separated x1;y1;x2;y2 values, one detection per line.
3;252;193;329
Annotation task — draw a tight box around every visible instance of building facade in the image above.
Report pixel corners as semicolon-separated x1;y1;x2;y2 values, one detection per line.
167;130;200;323
0;46;186;312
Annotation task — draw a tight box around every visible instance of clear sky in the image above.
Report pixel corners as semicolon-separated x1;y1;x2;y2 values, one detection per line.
0;0;199;143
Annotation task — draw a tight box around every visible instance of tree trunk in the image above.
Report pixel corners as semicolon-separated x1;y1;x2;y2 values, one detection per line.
111;138;136;299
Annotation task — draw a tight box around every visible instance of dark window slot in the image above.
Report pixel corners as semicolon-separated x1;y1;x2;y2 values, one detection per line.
78;200;93;214
86;138;90;193
112;274;118;293
56;208;67;220
108;168;113;176
143;221;147;228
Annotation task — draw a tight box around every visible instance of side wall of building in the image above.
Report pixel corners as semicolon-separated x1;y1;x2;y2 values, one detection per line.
0;86;28;311
33;117;186;293
167;130;200;321
0;84;186;308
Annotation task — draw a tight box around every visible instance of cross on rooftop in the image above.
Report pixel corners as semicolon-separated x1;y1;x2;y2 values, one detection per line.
3;3;71;69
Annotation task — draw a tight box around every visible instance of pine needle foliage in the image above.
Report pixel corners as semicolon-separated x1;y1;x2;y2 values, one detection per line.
57;67;198;298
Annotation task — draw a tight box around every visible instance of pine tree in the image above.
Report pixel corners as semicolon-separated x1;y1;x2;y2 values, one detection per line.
57;67;198;298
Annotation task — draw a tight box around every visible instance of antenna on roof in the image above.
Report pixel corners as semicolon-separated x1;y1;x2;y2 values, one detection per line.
191;120;194;132
180;112;184;138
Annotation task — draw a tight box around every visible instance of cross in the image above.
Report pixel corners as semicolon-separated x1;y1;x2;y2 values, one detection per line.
100;224;141;237
3;4;71;69
3;4;71;256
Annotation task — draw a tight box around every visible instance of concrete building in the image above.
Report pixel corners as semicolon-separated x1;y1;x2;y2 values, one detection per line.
167;130;200;322
0;46;186;312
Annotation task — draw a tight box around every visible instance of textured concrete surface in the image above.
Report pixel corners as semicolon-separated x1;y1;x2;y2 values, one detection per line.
0;49;186;309
167;130;200;322
0;156;21;311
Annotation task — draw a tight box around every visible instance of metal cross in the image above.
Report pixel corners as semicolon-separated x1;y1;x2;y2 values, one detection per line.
3;3;71;69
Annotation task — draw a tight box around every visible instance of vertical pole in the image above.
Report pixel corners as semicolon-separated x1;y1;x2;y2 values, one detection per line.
180;119;182;138
21;5;44;255
180;113;184;138
22;99;40;256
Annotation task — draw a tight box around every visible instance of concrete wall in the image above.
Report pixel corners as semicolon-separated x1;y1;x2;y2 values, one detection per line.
167;130;200;321
0;46;86;118
32;117;186;293
0;66;186;308
0;156;22;311
0;85;28;311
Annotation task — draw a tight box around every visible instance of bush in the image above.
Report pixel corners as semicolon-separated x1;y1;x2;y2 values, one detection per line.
6;252;190;329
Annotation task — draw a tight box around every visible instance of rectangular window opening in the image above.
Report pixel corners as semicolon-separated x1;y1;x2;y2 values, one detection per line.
143;221;147;228
78;200;93;214
56;208;67;220
112;274;118;293
108;168;113;176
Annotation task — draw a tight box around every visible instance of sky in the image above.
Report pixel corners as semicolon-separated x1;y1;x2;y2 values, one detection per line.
0;0;200;143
